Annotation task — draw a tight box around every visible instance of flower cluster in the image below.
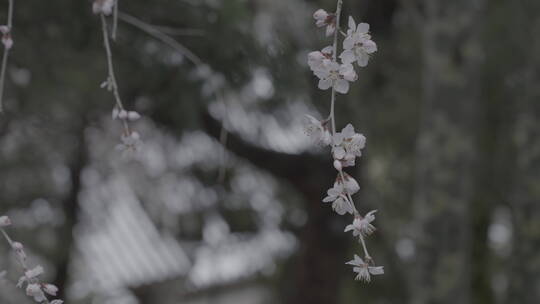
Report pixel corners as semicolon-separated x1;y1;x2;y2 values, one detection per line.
308;13;376;94
304;1;383;283
1;216;63;303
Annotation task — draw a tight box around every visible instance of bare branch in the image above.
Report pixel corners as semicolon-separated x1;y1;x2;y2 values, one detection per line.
118;12;203;66
0;0;14;113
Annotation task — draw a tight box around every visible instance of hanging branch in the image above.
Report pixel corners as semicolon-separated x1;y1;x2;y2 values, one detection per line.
112;0;119;41
118;11;233;182
305;0;384;282
117;12;203;66
0;0;14;113
0;216;63;304
93;0;142;156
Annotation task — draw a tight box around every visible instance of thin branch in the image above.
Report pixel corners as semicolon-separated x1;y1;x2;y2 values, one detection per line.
149;25;205;37
0;44;10;113
112;0;119;41
100;13;130;134
1;223;58;304
0;0;14;113
328;0;360;215
117;12;203;66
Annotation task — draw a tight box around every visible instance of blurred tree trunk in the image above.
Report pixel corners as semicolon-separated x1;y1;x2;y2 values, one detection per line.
507;89;540;304
410;1;485;303
200;112;348;304
506;7;540;300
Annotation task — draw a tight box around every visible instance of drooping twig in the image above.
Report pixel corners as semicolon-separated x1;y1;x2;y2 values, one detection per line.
100;13;130;135
118;12;203;66
112;0;119;41
0;0;14;113
1;216;63;304
306;0;384;281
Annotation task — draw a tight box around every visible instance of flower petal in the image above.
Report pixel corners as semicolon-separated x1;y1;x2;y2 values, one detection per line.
318;78;332;90
334;79;349;94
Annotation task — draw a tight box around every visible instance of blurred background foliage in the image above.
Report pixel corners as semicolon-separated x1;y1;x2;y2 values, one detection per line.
0;0;539;303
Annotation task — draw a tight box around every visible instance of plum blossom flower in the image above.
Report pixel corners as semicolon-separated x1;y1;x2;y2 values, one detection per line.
346;254;384;282
322;183;353;215
43;284;59;296
92;0;115;15
0;25;13;49
314;61;357;94
0;215;11;227
303;114;331;146
26;283;46;302
335;172;360;195
340;17;377;67
332;124;366;167
344;210;377;238
116;131;142;158
17;265;43;288
313;9;336;36
307;46;333;72
25;266;44;280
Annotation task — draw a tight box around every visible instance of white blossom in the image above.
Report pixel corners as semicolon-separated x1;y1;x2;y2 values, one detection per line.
26;283;46;302
25;265;44;279
307;46;333;72
303;114;331;146
344;210;377;238
92;0;115;16
43;284;59;296
346;254;384;282
340;17;377;67
332;124;366;167
116;131;142;158
314;61;357;94
313;9;336;36
0;215;11;227
322;183;353;215
336;172;360;195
